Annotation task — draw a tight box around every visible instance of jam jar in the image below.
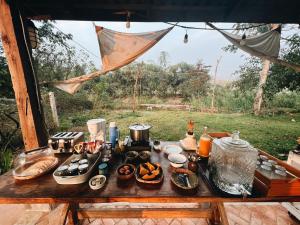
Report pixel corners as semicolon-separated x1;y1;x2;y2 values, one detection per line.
71;157;81;164
98;163;108;175
78;164;89;174
56;165;69;176
68;164;79;176
79;159;88;165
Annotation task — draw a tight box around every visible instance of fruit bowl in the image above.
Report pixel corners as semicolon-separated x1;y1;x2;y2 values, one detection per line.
117;164;136;180
135;162;163;184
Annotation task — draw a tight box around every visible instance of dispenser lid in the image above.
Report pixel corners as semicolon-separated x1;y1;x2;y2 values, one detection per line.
219;131;256;152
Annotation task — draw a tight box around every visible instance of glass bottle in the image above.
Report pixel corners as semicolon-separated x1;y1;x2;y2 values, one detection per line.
197;126;212;157
187;120;194;135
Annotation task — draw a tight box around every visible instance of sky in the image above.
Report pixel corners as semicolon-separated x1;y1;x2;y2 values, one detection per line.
53;21;250;81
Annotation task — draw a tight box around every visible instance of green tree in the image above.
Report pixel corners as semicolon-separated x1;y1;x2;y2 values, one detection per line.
224;23;281;114
233;34;300;96
33;21;96;83
0;41;13;98
265;34;300;99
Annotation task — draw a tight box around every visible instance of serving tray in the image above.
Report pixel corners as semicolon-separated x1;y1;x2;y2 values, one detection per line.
13;156;58;180
53;153;101;185
254;150;300;197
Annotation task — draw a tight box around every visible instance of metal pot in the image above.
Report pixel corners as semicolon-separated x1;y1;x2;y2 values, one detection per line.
129;124;151;142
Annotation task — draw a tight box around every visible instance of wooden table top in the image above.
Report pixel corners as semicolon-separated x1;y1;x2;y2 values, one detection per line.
0;142;300;204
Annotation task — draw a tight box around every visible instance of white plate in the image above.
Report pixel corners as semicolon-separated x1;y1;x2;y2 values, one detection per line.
163;145;183;155
89;175;106;190
168;153;187;164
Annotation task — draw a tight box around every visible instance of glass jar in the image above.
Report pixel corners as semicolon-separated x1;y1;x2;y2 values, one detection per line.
197;126;212;157
208;131;258;196
98;163;108;175
79;159;88;165
78;164;89;174
56;165;69;176
68;164;79;176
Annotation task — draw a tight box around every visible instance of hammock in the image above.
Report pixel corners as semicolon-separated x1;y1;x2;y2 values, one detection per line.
206;22;300;73
207;22;281;58
53;26;173;94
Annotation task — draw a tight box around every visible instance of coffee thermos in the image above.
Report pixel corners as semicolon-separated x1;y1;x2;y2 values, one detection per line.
109;122;119;149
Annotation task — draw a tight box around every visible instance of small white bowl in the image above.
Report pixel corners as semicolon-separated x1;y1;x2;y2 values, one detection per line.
89;175;106;190
170;162;184;168
168;153;187;168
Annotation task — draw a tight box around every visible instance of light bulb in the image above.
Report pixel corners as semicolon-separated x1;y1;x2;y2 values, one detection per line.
240;33;246;46
184;33;188;43
126;12;131;29
126;20;130;29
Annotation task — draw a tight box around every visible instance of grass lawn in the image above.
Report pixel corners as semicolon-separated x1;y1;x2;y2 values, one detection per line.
59;110;300;157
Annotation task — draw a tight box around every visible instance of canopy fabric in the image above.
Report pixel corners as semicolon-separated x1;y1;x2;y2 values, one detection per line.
207;22;300;73
52;26;173;94
207;22;281;58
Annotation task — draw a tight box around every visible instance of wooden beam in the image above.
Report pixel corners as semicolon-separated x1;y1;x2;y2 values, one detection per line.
0;0;48;150
77;208;213;219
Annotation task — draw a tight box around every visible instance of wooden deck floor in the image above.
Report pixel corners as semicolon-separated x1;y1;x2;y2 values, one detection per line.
0;203;299;225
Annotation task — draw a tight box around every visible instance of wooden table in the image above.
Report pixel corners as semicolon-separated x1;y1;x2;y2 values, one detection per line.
0;142;300;225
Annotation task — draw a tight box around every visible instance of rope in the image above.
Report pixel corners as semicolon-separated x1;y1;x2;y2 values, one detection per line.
50;23;100;60
164;22;268;31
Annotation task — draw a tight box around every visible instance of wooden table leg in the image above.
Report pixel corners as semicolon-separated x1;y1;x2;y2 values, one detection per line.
67;203;79;225
217;202;229;225
208;203;221;225
208;202;229;225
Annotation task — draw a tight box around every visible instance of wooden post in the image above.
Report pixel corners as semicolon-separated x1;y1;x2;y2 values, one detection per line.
253;24;280;115
0;0;48;150
132;64;142;112
49;92;60;127
211;56;222;112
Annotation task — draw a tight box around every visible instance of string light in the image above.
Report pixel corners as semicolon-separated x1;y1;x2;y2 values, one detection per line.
126;11;131;29
184;29;188;43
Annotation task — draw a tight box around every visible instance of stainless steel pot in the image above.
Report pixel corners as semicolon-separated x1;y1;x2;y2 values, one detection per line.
129;124;151;142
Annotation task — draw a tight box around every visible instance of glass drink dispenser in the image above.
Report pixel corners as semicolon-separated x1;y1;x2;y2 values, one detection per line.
208;131;258;196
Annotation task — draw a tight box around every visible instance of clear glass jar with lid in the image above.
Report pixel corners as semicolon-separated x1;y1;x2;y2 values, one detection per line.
208;131;258;196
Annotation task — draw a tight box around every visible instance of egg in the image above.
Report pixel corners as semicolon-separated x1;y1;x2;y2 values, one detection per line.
119;167;126;174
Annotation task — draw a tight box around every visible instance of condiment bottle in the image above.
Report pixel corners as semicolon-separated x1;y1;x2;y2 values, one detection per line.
197;126;212;158
188;153;199;173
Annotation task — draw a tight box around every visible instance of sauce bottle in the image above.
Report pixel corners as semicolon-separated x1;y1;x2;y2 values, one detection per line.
197;126;212;158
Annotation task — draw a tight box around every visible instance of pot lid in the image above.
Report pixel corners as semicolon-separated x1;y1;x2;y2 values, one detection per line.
219;131;256;152
129;124;151;130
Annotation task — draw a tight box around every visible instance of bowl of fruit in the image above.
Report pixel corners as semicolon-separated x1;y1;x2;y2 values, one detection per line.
135;162;163;184
117;164;136;180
